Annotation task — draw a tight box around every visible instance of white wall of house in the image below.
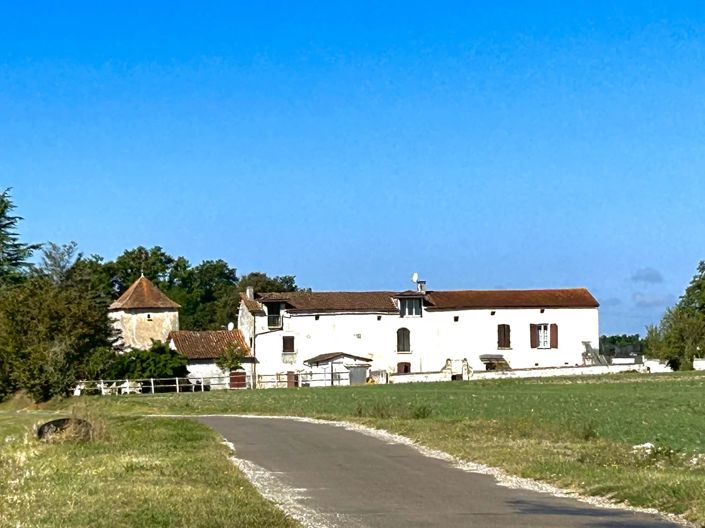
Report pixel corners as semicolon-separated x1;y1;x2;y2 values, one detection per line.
241;302;599;378
185;360;229;389
110;308;179;351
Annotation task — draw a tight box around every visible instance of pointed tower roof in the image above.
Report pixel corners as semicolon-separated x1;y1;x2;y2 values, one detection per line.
109;275;181;311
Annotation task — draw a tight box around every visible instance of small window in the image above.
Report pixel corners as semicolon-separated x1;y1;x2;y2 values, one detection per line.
397;362;411;374
377;315;382;321
315;315;320;321
400;298;422;317
146;314;152;321
490;310;496;316
497;324;511;348
453;315;459;322
282;336;295;353
397;328;411;352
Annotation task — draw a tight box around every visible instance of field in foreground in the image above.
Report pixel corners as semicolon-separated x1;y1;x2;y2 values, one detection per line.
3;371;705;526
0;409;298;528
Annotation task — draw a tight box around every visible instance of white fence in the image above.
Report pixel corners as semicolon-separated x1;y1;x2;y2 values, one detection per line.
72;371;351;396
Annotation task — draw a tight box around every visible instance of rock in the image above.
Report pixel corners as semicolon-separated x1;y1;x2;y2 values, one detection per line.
36;418;92;441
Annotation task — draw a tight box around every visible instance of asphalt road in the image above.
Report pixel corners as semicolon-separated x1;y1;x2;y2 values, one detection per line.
199;416;680;528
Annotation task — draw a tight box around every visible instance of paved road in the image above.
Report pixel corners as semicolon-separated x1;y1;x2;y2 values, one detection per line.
200;416;680;528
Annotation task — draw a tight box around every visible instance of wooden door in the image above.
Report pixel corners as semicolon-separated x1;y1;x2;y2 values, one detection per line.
229;370;246;389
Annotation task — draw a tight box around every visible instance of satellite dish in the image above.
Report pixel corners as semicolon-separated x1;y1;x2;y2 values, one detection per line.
227;322;235;331
411;272;419;283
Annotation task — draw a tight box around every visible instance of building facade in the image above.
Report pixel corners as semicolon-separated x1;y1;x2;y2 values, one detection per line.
237;284;600;381
109;275;180;351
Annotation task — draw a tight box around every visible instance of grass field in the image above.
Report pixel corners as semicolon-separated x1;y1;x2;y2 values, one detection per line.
0;407;298;528
3;371;705;526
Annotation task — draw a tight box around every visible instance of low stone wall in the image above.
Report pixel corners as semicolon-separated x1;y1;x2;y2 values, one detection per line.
470;364;647;381
389;371;453;384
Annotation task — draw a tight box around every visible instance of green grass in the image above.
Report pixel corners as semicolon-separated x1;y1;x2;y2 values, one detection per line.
0;408;298;528
4;371;705;526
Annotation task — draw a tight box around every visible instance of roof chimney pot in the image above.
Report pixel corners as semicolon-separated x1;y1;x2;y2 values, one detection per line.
246;286;254;300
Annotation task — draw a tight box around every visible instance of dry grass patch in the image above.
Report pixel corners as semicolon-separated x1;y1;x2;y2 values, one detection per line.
0;411;298;528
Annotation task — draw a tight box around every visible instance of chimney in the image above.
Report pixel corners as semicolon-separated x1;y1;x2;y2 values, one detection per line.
246;286;254;300
417;280;426;293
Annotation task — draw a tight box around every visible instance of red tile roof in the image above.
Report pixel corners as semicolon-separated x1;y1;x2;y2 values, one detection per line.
239;293;266;315
425;288;599;310
109;275;180;311
169;330;251;360
238;288;598;314
256;291;399;313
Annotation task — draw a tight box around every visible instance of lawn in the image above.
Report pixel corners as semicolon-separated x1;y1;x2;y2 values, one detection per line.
0;406;298;528
3;371;705;526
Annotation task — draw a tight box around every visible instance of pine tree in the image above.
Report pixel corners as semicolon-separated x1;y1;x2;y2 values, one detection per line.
0;188;40;284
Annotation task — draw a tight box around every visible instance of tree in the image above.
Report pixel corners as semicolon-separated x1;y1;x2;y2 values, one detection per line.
645;260;705;370
238;272;300;294
109;341;188;379
0;243;116;401
0;188;40;285
106;246;176;294
216;342;247;372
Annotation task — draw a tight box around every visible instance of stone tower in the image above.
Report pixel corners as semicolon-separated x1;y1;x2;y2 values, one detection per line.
109;275;180;351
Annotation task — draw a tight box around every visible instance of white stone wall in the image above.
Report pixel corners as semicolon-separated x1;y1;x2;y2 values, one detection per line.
110;308;179;351
240;301;599;378
471;363;645;380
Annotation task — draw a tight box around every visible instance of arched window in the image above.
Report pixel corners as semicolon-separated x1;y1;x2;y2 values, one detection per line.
397;328;411;352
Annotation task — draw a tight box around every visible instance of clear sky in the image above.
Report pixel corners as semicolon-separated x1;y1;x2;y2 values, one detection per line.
2;1;704;335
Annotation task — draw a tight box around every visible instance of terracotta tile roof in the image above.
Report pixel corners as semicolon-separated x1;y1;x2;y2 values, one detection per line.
424;288;599;310
169;330;251;360
109;275;180;311
239;293;265;315
256;291;398;313
396;290;426;297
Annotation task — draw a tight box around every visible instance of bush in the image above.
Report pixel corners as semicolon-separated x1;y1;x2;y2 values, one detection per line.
108;341;188;380
13;341;77;402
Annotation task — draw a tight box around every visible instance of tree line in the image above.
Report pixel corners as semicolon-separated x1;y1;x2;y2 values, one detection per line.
0;188;301;402
645;261;705;370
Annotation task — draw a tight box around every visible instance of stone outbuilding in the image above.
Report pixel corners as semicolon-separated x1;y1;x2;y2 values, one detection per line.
109;275;180;351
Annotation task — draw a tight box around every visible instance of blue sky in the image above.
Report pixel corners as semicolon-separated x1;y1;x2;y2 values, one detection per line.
2;2;704;335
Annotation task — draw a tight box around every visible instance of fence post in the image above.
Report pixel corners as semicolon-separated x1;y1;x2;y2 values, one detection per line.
176;377;179;393
150;378;155;394
200;377;204;391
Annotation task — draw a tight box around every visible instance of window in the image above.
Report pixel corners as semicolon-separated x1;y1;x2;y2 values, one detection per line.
282;336;295;353
266;303;282;328
497;324;511;348
400;298;422;317
397;328;411;352
397;362;411;374
453;316;459;322
530;324;558;349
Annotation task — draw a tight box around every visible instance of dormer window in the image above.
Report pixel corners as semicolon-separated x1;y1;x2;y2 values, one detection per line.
400;298;422;317
265;302;283;329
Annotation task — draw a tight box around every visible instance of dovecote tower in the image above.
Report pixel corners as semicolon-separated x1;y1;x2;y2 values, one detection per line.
108;275;180;351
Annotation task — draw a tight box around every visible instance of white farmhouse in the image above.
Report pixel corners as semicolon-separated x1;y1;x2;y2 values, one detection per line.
237;283;599;384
